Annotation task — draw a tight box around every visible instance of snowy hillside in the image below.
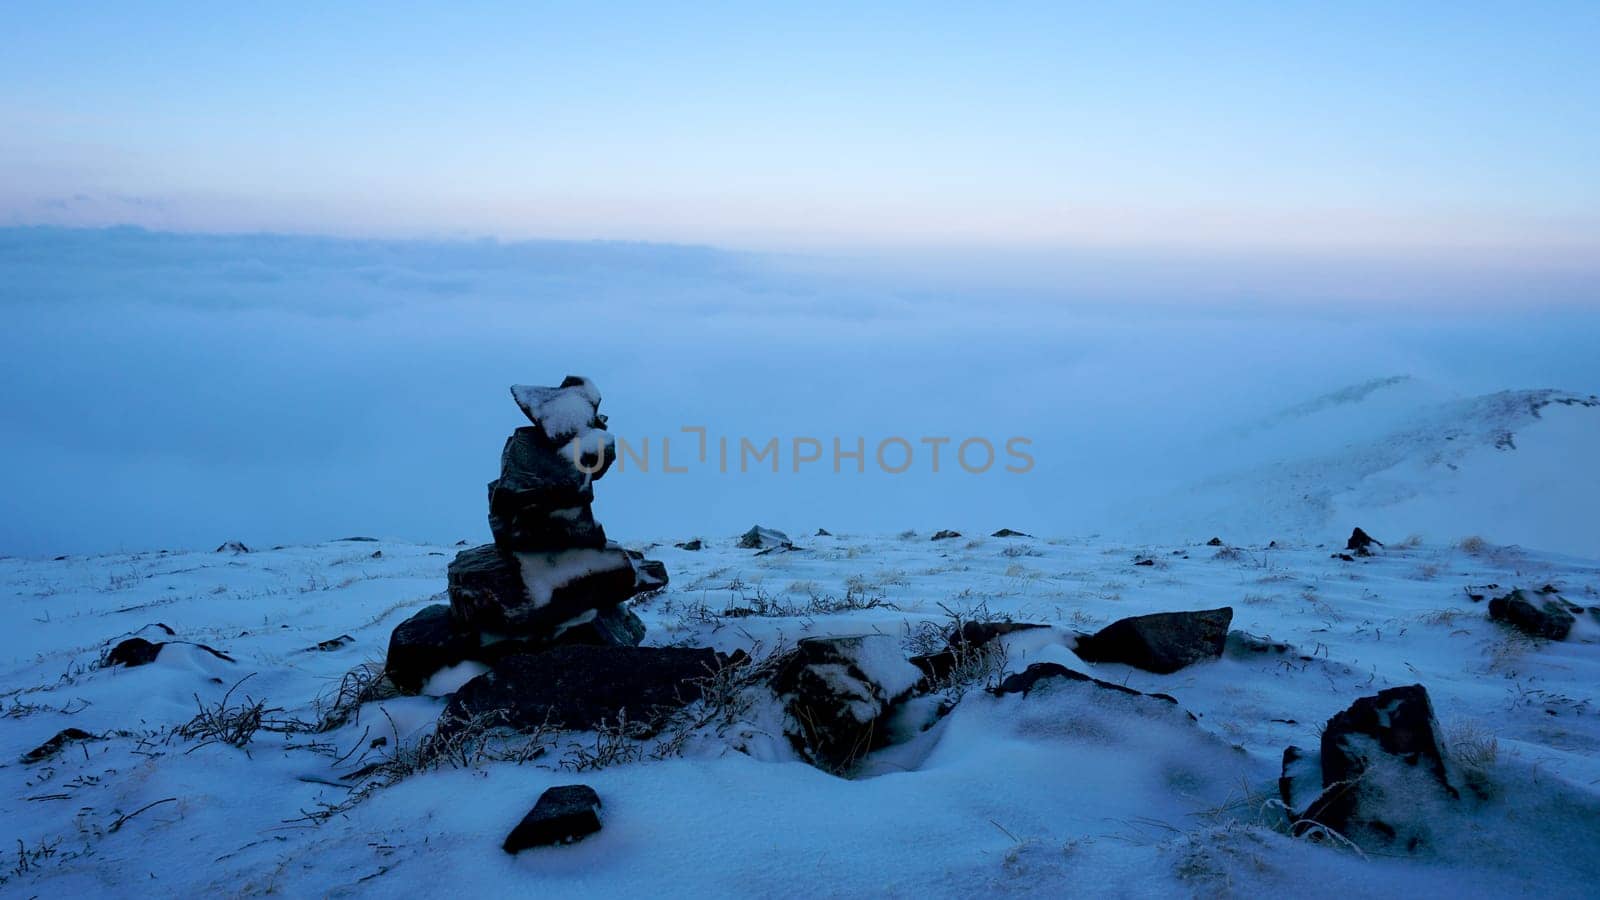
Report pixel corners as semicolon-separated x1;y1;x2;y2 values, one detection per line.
1115;379;1600;557
4;531;1598;896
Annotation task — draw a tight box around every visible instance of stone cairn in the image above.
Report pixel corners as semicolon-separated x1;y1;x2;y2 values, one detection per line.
385;376;669;694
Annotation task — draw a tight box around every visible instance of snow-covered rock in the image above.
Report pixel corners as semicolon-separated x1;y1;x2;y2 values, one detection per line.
774;635;922;771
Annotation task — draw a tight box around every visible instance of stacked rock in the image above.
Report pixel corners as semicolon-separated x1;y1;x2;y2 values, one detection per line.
386;376;668;694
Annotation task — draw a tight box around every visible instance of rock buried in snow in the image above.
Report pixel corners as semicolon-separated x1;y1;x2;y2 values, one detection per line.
446;543;642;636
22;728;96;764
993;663;1181;707
1286;684;1458;848
674;539;703;551
738;526;792;550
949;621;1048;650
1346;527;1383;556
386;604;481;695
773;635;923;772
215;541;250;554
503;785;602;853
105;636;164;668
991;528;1031;538
930;530;962;541
1488;588;1575;641
1073;607;1232;674
441;645;718;734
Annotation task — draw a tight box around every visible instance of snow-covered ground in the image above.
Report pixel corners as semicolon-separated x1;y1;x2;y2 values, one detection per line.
3;530;1598;896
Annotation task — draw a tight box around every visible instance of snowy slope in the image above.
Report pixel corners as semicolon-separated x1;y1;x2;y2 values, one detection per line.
1115;381;1600;557
3;531;1599;896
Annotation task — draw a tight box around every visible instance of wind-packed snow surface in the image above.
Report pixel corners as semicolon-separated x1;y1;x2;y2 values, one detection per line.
3;532;1598;896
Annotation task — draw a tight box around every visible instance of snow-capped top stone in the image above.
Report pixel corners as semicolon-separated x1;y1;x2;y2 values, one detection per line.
511;376;604;443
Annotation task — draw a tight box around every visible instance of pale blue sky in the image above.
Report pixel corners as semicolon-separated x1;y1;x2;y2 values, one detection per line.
2;2;1597;257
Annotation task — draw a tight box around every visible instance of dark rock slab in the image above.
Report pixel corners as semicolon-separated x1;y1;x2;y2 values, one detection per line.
674;539;703;551
441;645;718;734
22;728;95;764
930;530;962;541
949;621;1048;650
386;604;480;695
773;635;922;771
1073;607;1232;674
503;785;602;853
1488;588;1575;641
991;528;1032;538
447;543;642;636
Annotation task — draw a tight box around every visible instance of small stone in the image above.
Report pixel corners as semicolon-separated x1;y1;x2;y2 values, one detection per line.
215;541;250;554
674;539;703;551
991;528;1032;538
503;785;602;853
930;530;962;541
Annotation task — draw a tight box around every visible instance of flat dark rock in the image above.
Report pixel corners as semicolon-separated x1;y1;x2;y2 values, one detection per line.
447;543;642;636
1073;607;1232;674
930;530;962;541
674;539;703;551
503;785;602;853
441;645;719;734
949;621;1048;650
991;528;1032;538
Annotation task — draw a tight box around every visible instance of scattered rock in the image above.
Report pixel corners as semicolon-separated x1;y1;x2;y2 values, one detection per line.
738;525;792;550
674;539;703;551
1488;588;1575;641
1133;557;1155;566
22;728;95;764
215;541;250;554
815;528;832;537
991;528;1031;538
774;635;922;771
442;645;719;734
950;621;1048;650
338;536;379;542
1206;537;1224;546
369;550;382;559
503;785;602;853
1333;553;1355;562
386;604;480;695
930;530;962;541
310;634;355;652
1073;607;1233;674
1346;527;1383;556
